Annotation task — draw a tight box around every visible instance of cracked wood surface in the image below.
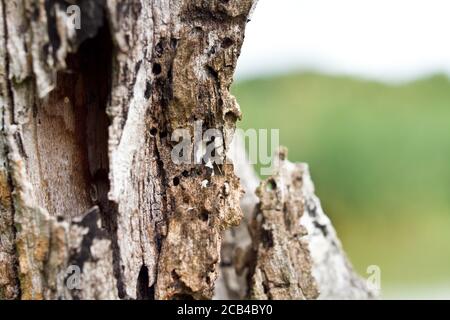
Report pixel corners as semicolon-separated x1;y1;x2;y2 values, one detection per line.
1;0;374;301
216;145;376;300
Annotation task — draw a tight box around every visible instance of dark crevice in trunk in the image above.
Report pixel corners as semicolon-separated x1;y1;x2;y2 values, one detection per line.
33;20;113;218
76;24;112;223
36;17;126;298
136;265;153;300
74;23;127;299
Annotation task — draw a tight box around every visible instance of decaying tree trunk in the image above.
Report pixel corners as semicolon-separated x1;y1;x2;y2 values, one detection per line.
215;144;376;300
0;0;375;300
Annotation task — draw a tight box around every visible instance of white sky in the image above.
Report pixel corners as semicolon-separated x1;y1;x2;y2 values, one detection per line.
236;0;450;82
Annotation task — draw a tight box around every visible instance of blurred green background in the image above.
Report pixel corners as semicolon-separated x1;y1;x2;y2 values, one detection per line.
232;72;450;299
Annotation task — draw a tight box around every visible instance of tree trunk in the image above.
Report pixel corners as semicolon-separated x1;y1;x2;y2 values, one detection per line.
0;0;375;300
216;144;377;300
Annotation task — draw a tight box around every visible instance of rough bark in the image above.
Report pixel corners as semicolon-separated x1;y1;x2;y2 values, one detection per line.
216;145;376;300
0;0;255;300
1;0;374;300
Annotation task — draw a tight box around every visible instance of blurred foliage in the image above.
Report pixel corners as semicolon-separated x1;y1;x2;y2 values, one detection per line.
232;72;450;296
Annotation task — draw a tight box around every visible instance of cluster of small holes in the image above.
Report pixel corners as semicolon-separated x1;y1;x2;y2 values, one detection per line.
200;210;209;222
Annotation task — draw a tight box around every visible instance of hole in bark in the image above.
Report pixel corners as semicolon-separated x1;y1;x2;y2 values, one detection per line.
173;177;180;186
200;210;209;222
182;170;190;177
262;229;274;248
150;127;158;136
170;38;178;49
221;37;234;49
155;41;164;56
266;179;277;192
206;66;219;80
152;63;162;75
192;27;203;34
224;111;238;123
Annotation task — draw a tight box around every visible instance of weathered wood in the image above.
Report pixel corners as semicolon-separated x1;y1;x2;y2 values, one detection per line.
1;0;374;300
0;0;20;299
217;144;376;300
247;148;319;300
0;0;256;300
